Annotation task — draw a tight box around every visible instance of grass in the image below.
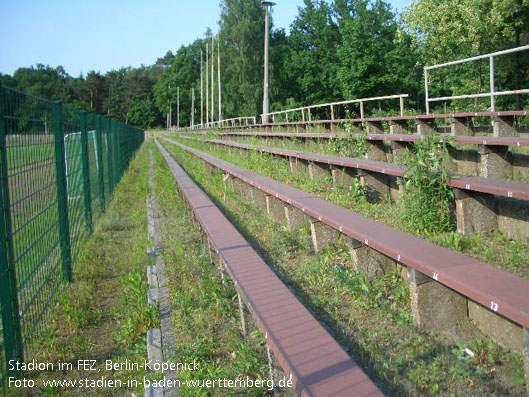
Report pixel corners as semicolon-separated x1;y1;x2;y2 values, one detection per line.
17;143;158;396
150;140;295;396
171;135;529;280
160;140;527;396
7;136;287;396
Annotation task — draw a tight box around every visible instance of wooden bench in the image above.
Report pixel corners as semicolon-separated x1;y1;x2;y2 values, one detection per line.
155;140;383;397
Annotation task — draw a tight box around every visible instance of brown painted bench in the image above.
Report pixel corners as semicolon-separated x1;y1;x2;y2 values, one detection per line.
155;140;383;397
183;137;529;243
190;109;529;137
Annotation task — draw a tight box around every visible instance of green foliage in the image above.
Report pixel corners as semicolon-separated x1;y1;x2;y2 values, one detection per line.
284;0;341;105
405;0;529;111
4;0;529;127
400;136;455;234
2;64;161;127
115;270;158;349
128;98;157;128
330;115;369;158
153;39;204;127
336;0;418;104
219;0;265;118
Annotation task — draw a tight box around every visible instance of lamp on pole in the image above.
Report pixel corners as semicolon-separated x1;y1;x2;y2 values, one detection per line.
261;1;275;124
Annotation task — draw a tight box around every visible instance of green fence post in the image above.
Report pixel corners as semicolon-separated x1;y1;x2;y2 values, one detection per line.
79;111;92;233
53;101;72;283
112;121;119;187
117;124;122;176
95;116;105;212
0;82;24;378
106;119;114;196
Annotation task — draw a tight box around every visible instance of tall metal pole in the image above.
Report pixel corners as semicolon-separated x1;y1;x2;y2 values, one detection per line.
206;43;209;126
168;84;172;128
177;86;180;130
261;2;275;124
424;68;430;115
200;50;203;127
191;87;195;127
217;34;222;122
211;36;215;124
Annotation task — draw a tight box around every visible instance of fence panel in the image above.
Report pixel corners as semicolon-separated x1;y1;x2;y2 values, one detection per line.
0;85;144;385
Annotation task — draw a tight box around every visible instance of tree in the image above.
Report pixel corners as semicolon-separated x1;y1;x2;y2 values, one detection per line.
153;39;204;127
336;0;418;111
128;98;157;128
219;0;265;118
85;71;107;113
284;0;341;106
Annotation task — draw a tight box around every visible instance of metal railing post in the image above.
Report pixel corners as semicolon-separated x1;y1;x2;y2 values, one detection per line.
360;101;365;119
490;55;495;112
424;68;430;114
95;116;105;212
52;101;72;283
79;111;92;233
0;82;24;377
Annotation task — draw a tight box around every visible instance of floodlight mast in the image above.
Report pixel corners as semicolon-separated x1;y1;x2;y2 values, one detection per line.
261;1;275;124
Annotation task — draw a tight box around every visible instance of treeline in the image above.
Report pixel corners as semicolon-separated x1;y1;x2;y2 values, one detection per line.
2;0;528;128
0;63;166;128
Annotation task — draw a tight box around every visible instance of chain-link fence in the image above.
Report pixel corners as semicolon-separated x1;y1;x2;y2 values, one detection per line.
0;83;144;385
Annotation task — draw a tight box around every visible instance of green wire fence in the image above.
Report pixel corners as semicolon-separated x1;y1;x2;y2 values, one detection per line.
0;83;144;384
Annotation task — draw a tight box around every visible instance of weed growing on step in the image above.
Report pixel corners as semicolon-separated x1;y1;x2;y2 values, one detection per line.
400;135;455;234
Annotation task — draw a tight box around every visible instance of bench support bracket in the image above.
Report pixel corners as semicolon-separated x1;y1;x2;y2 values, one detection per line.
454;188;498;235
407;268;467;333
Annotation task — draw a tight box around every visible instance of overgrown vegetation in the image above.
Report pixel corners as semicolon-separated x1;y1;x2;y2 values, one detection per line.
170;136;529;280
160;140;526;396
329;115;369;158
400;136;455;235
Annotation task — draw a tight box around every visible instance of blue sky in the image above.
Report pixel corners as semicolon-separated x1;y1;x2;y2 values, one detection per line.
0;0;412;77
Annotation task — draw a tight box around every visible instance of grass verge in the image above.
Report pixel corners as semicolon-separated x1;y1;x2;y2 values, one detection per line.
18;143;157;396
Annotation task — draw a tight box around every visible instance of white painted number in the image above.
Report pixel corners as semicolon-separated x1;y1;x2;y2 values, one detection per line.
490;301;498;312
433;272;439;281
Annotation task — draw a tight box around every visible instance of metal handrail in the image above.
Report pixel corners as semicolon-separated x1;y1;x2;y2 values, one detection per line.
260;94;408;123
424;45;529;114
